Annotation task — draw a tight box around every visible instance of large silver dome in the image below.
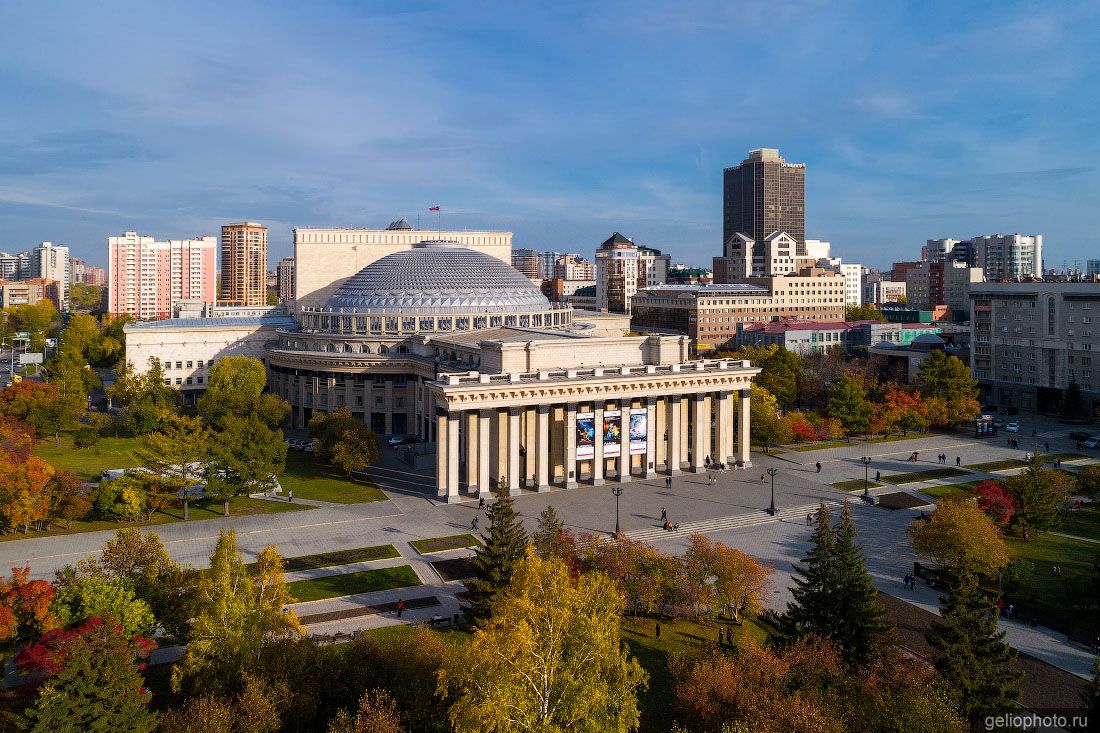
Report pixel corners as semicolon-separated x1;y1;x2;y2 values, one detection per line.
324;241;551;315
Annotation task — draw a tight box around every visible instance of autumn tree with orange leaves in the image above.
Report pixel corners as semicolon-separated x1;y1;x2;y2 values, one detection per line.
0;453;55;533
0;566;59;665
682;535;772;623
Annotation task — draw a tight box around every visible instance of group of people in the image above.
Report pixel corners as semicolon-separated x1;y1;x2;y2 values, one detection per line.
1007;438;1021;449
659;506;680;532
934;453;962;466
908;451;920;462
902;573;918;590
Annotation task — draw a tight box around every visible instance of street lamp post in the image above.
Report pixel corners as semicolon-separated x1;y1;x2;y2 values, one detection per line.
765;468;778;516
860;456;872;498
611;485;624;535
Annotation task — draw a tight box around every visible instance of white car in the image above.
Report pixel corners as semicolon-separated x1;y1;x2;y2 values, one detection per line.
303;441;315;452
1084;437;1100;449
1005;422;1020;433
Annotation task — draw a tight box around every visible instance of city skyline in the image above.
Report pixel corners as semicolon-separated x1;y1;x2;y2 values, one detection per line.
1;1;1098;269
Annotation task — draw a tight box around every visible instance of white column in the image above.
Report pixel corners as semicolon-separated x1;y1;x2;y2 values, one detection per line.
564;403;578;488
618;400;631;482
465;411;478;494
446;412;460;503
667;396;681;475
717;391;733;463
508;407;521;495
435;410;448;498
592;406;605;485
691;394;708;472
478;410;491;497
737;388;752;468
536;405;550;491
643;397;657;478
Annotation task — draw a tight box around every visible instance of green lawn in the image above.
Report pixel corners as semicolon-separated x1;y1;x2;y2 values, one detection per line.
0;494;309;543
968;459;1027;472
1059;508;1100;542
280;451;387;504
918;482;979;501
881;467;970;484
1005;531;1100;633
33;434;143;482
288;565;422;602
277;545;401;572
621;615;769;732
831;479;883;492
409;534;482;554
788;440;851;452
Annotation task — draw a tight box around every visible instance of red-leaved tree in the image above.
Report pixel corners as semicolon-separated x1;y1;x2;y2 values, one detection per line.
972;480;1018;526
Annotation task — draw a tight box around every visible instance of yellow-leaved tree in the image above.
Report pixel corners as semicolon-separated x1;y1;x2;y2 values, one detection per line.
439;552;648;733
906;499;1009;578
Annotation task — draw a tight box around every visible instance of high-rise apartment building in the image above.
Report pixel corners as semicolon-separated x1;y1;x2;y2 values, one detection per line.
108;232;217;320
840;263;863;307
0;253;21;280
32;242;70;309
555;254;595;281
969;234;1042;280
538;250;562;280
595;232;670;314
277;257;296;304
722;148;806;249
511;248;541;279
82;266;106;287
219;222;268;306
1087;260;1100;277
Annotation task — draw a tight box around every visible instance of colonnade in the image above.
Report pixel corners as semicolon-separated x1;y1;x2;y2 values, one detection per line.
434;389;751;502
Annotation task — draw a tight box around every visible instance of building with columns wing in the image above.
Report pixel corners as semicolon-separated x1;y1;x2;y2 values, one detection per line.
263;240;759;502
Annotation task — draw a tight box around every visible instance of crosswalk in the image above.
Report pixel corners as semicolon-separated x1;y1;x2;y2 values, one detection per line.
607;500;843;544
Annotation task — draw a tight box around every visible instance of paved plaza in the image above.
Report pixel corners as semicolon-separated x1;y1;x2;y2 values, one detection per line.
3;416;1097;678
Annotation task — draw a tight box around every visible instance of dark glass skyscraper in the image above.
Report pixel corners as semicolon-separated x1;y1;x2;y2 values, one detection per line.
722;148;806;250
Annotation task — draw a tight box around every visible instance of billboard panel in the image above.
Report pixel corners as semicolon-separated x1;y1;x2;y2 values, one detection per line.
602;410;621;457
576;412;595;459
18;352;43;365
629;407;648;454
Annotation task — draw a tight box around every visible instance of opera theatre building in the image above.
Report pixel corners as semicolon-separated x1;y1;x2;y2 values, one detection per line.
129;226;760;503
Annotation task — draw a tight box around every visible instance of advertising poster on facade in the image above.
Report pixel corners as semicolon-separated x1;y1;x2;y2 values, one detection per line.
576;412;595;459
603;410;621;457
629;407;647;454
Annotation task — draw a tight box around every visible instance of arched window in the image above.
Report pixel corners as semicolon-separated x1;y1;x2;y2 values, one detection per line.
379;345;389;354
343;344;353;353
326;344;336;353
396;345;409;354
360;344;371;354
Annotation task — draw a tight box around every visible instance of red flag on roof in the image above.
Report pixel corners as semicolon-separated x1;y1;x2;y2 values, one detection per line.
428;205;440;212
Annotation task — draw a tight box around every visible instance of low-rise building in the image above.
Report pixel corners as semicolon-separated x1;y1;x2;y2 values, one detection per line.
630;270;846;351
734;319;944;354
0;278;61;310
970;281;1100;413
870;332;969;383
862;279;906;305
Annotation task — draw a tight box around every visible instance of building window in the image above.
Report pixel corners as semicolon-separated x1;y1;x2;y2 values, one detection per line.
197;360;204;368
185;377;193;385
1048;297;1056;336
175;378;182;385
175;362;182;369
197;376;204;384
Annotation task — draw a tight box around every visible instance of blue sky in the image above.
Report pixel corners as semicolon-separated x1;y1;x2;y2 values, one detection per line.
1;0;1098;270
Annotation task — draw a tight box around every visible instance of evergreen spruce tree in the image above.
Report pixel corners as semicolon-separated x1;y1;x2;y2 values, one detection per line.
532;505;566;559
931;571;1022;720
465;487;529;622
831;502;890;666
783;502;837;639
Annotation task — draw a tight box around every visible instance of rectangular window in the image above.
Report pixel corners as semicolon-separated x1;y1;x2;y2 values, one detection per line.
186;361;193;368
175;362;182;369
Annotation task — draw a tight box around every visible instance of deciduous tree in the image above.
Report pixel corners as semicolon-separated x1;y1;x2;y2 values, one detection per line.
51;575;156;638
205;415;287;515
330;426;380;477
199;356;289;429
971;479;1018;526
327;689;403;733
440;553;647;733
93;473;149;522
747;384;792;448
845;304;887;322
0;453;55;533
917;351;980;427
682;534;771;623
826;375;872;437
0;415;35;459
50;471;92;529
0;566;59;665
906;499;1009;578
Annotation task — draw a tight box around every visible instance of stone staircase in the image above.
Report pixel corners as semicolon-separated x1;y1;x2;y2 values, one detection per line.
608;500;843;544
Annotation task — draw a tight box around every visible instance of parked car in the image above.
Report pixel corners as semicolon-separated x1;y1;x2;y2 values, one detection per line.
1005;422;1020;433
1084;437;1100;449
388;435;417;446
304;442;315;452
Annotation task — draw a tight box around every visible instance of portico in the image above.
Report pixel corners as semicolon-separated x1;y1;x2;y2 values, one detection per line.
429;359;758;502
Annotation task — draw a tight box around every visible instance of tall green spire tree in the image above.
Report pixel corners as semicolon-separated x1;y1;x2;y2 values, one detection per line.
783;502;837;639
465;487;528;623
532;504;566;560
831;502;890;666
931;572;1021;720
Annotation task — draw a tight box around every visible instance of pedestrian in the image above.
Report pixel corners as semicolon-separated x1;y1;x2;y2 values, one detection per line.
806;513;813;526
706;455;711;467
661;507;668;522
956;456;961;467
288;490;293;503
717;628;724;645
903;573;910;589
478;496;486;510
471;516;479;531
655;622;661;640
815;462;821;473
760;473;765;482
1007;603;1014;617
875;470;880;481
396;599;404;618
665;476;671;489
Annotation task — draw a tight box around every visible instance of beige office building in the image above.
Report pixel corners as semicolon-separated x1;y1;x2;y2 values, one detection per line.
220;222;268;306
292;218;512;310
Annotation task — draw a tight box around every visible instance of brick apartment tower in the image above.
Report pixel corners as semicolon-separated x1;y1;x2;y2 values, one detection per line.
107;232;216;320
219;222;268;306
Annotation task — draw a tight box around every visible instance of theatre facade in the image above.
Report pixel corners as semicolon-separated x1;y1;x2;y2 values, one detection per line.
263;240;760;502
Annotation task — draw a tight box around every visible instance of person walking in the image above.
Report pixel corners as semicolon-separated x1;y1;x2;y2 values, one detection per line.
478;496;486;510
760;473;765;482
955;456;961;467
288;490;293;503
655;622;661;640
875;470;881;481
471;516;479;531
806;513;813;526
396;599;404;618
815;462;821;473
661;507;668;522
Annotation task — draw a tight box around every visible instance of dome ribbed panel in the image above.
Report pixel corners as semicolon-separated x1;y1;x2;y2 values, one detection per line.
323;241;551;315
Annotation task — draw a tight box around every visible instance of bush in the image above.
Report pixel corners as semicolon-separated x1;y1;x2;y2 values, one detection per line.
1000;558;1034;598
73;426;100;449
93;475;148;521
